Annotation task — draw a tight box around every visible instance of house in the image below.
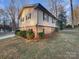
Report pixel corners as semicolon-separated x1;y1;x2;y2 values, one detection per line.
18;3;58;38
73;6;79;26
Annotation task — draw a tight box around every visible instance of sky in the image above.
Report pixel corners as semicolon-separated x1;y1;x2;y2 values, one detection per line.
0;0;79;24
0;0;79;16
0;0;79;10
0;0;49;9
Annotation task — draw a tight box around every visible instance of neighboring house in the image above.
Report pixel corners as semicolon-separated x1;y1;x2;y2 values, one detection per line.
18;3;58;38
73;6;79;26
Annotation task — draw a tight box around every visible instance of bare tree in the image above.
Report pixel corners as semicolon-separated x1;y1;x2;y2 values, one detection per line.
48;0;64;17
7;0;29;31
7;0;18;30
19;0;29;8
48;0;57;16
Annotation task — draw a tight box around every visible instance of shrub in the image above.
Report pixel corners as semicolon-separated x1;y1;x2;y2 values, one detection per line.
15;30;27;38
15;30;21;36
26;29;35;40
66;25;72;29
15;30;20;34
20;31;27;37
15;29;35;39
38;31;45;39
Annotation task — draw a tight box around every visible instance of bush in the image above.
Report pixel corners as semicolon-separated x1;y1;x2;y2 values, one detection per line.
15;29;35;39
66;25;72;29
15;30;21;36
15;30;27;38
20;31;27;37
38;32;45;39
26;29;35;40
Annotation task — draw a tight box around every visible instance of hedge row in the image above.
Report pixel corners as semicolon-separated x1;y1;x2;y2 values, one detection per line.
15;29;45;39
15;29;34;39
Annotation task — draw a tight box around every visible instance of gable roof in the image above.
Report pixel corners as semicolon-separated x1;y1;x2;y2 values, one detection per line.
18;3;57;20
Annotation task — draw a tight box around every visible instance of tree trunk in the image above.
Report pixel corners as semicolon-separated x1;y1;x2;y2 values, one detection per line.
12;19;16;31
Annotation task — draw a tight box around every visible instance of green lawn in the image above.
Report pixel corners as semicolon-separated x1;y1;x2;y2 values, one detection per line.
0;28;79;59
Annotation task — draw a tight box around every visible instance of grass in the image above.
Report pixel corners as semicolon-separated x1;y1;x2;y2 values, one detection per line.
0;28;79;59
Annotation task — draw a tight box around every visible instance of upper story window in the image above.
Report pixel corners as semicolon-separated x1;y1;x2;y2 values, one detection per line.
20;17;24;22
47;15;49;22
43;13;47;20
52;18;54;23
43;12;45;20
26;13;31;20
43;12;49;22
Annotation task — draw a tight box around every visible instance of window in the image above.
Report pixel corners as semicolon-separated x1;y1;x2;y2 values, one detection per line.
43;13;47;20
47;15;49;22
20;17;24;22
43;12;49;21
43;29;45;32
26;16;27;20
43;12;45;20
52;18;54;23
26;13;31;20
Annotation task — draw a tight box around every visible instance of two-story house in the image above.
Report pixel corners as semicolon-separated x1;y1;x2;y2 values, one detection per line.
18;3;57;38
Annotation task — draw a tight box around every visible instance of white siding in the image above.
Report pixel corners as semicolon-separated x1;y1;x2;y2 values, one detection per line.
37;9;43;25
37;9;57;27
